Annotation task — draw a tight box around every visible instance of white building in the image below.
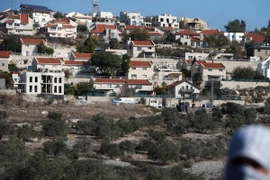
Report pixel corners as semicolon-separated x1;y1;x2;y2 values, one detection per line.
257;56;270;79
65;12;93;25
32;57;63;72
95;12;115;24
46;19;78;39
120;11;144;26
224;32;244;42
20;38;46;56
20;4;54;27
127;40;156;58
145;14;179;29
70;52;93;61
18;71;64;95
128;60;154;79
185;52;209;60
0;51;12;72
4;14;35;35
167;80;200;99
89;24;121;43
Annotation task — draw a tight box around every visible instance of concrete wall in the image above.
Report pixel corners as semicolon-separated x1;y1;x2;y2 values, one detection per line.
221;81;269;89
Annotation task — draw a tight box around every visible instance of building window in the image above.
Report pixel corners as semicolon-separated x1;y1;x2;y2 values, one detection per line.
35;86;37;92
42;18;46;22
142;67;147;70
59;78;62;83
50;27;56;30
54;86;57;93
148;47;152;50
14;23;20;26
219;69;223;72
59;86;62;93
1;63;4;66
132;67;136;70
143;74;147;78
57;27;62;30
35;77;38;82
258;49;261;52
29;76;32;82
208;69;213;71
131;74;137;79
29;85;32;92
26;45;29;47
137;47;142;51
54;77;57;83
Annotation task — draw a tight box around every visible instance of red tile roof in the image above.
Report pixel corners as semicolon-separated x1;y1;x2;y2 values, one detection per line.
202;30;222;35
72;52;93;59
244;33;265;43
0;51;12;58
20;14;28;24
175;30;199;36
5;19;14;23
64;61;88;65
63;24;74;28
7;14;19;19
182;60;206;65
35;58;62;64
167;80;198;89
125;25;144;30
20;38;45;45
168;73;182;76
90;24;116;34
198;61;225;69
132;40;155;46
95;78;152;85
148;31;162;36
129;61;152;67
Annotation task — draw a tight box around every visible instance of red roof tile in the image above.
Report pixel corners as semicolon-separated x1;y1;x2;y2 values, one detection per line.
72;52;93;59
0;51;12;58
64;61;88;65
20;14;28;24
20;38;45;45
7;14;19;19
129;61;152;67
167;80;184;88
132;40;155;46
168;73;182;76
244;33;265;43
202;30;222;35
198;61;225;69
5;19;14;23
148;31;162;36
95;78;152;85
63;24;74;28
35;58;62;64
125;25;145;30
90;24;116;34
175;30;199;36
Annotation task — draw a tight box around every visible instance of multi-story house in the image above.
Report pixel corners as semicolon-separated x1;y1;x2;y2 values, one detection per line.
257;56;270;78
120;11;144;26
167;80;200;99
175;30;199;46
177;60;206;71
65;12;93;25
69;52;93;61
243;33;265;44
128;60;154;79
20;38;46;56
62;60;89;76
247;44;270;60
224;32;245;42
94;12;115;24
145;14;179;29
185;52;209;61
0;51;12;72
178;17;208;31
4;14;35;35
89;24;121;43
91;78;153;94
46;19;77;38
191;61;226;81
20;4;54;27
127;40;156;58
18;71;64;95
32;57;63;72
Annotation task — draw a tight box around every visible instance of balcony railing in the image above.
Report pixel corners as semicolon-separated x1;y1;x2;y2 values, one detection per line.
179;88;194;93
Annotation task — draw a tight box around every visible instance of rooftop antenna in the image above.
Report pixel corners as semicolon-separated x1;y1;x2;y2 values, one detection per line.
92;0;99;16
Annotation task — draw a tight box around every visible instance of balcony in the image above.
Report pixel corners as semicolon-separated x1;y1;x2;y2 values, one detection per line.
179;88;194;93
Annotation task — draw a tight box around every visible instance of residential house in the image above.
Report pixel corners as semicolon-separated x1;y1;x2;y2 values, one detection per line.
243;33;265;44
32;57;63;72
257;56;270;78
20;38;46;56
46;18;77;38
12;72;20;88
62;60;89;76
175;30;199;46
147;31;163;41
18;71;64;95
0;51;12;72
65;12;92;25
94;12;115;24
4;14;35;35
69;52;93;61
105;49;128;56
144;14;179;29
224;32;244;42
176;60;206;71
91;78;153;94
191;61;226;81
201;29;223;38
178;17;208;31
89;24;121;43
120;11;144;26
127;40;156;58
20;4;54;27
185;52;209;60
128;60;154;79
247;44;270;60
167;80;200;99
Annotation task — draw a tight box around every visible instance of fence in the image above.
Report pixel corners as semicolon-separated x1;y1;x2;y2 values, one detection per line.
223;79;269;82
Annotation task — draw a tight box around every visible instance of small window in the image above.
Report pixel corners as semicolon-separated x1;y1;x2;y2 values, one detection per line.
143;74;147;78
142;67;147;70
57;27;62;30
137;47;142;51
132;67;136;70
34;86;37;92
2;63;4;66
54;77;57;83
29;85;32;92
35;77;38;82
59;86;62;93
148;47;152;50
208;69;213;71
26;44;29;47
219;69;223;72
258;49;261;52
29;76;32;82
54;86;57;93
59;78;62;83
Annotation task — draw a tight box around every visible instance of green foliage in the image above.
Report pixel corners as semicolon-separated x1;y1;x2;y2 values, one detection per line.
232;66;265;79
109;38;120;49
76;37;95;53
205;34;229;49
77;24;88;32
64;83;75;95
136;139;155;152
123;29;150;42
225;41;245;59
212;107;223;119
154;86;167;95
148;140;179;164
43;139;68;157
181;68;191;78
75;81;93;96
224;19;246;32
116;54;130;76
53;11;65;19
148;130;166;142
91;51;122;76
38;42;54;55
165;32;175;43
1;35;21;52
42;112;69;138
17;124;39;141
74;140;92;153
192;72;203;87
100;141;123;157
0;70;13;88
0;110;8;120
0;121;12;139
8;63;21;72
119;140;136;154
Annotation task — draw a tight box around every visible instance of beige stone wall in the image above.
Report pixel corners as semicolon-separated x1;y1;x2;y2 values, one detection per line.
221;81;269;89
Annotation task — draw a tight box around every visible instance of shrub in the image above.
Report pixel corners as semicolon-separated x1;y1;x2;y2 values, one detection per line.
119;140;136;154
136;139;155;152
100;141;123;157
43;139;68;157
0;110;8;120
73;140;92;153
148;130;166;142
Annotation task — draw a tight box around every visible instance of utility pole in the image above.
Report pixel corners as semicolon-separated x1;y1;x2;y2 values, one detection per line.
210;80;214;108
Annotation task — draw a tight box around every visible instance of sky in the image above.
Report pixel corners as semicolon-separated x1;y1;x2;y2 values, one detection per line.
1;0;269;31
